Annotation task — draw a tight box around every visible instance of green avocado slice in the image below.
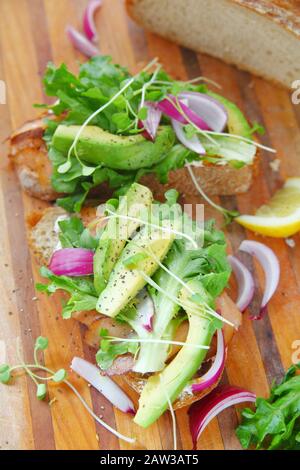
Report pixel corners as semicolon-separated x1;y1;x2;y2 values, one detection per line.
93;183;153;294
96;220;175;317
52;125;175;171
207;91;252;139
134;280;218;428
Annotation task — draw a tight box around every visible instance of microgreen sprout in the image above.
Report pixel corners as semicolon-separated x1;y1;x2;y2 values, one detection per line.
139;270;233;327
169;95;275;154
103;208;199;249
160;375;177;451
186;162;239;224
167;95;218;147
58;58;160;175
0;337;135;444
107;336;210;350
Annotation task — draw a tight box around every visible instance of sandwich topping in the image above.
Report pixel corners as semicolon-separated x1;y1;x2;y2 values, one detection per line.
36;56;270;212
36;183;233;427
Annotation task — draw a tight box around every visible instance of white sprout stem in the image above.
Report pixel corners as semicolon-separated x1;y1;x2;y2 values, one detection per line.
16;338;39;386
63;380;135;444
139;64;162;111
186;162;228;214
160;376;177;451
152;77;221;89
168;95;275;154
125;99;138;119
67;77;135;162
138;244;195;295
67;57;160;162
104;209;199;249
185;76;221;89
109;337;209;350
139;270;233;327
10;364;135;444
203;130;276;153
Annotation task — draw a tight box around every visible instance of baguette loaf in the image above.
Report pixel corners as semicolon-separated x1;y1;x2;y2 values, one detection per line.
127;0;300;88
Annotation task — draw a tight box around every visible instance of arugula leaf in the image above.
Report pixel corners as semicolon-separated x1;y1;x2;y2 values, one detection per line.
96;329;138;371
58;216;99;250
236;363;300;450
37;267;98;319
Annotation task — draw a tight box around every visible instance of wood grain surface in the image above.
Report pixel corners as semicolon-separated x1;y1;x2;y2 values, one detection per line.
0;0;300;451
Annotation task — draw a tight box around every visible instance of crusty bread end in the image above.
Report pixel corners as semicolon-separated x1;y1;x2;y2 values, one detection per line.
127;0;300;88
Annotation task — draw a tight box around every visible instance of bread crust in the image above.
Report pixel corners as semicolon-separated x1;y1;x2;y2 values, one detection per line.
126;0;300;87
141;162;254;197
127;0;300;38
9;119;59;201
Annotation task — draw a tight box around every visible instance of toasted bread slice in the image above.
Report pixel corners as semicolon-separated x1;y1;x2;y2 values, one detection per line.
9;119;59;201
141;162;254;197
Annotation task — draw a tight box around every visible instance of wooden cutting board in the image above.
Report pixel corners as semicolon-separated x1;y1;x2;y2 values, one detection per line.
1;0;300;451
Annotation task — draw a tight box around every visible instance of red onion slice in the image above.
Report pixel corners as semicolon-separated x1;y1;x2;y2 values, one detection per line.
228;255;255;312
49;248;94;277
179;92;228;132
138;101;162;141
190;329;226;394
66;25;100;57
136;289;155;332
71;357;135;414
159;92;227;154
239;240;280;319
83;0;102;43
172;119;206;154
158;95;211;131
188;385;256;449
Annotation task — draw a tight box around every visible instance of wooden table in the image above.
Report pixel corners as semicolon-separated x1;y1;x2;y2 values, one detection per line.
1;0;300;451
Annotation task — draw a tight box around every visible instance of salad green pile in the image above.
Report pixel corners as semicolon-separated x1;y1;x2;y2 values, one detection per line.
37;182;231;426
236;363;300;450
37;56;259;212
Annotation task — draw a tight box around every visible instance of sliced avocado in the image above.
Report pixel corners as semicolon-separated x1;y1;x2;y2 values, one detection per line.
93;183;153;294
207;91;252;139
134;280;218;428
52;125;175;171
96;221;175;317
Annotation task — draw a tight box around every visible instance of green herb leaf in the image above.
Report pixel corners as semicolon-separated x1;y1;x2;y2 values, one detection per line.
137;107;148;120
96;340;138;371
36;383;47;400
0;364;11;384
236;363;300;450
164;189;179;206
249;121;265;136
58;216;99;249
37;267;98;319
183;124;197;140
35;336;49;351
52;369;67;383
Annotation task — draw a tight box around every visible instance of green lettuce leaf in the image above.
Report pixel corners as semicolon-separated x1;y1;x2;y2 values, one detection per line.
36;267;98;319
236;363;300;450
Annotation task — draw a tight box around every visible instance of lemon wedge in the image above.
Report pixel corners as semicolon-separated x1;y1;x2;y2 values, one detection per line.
236;177;300;237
